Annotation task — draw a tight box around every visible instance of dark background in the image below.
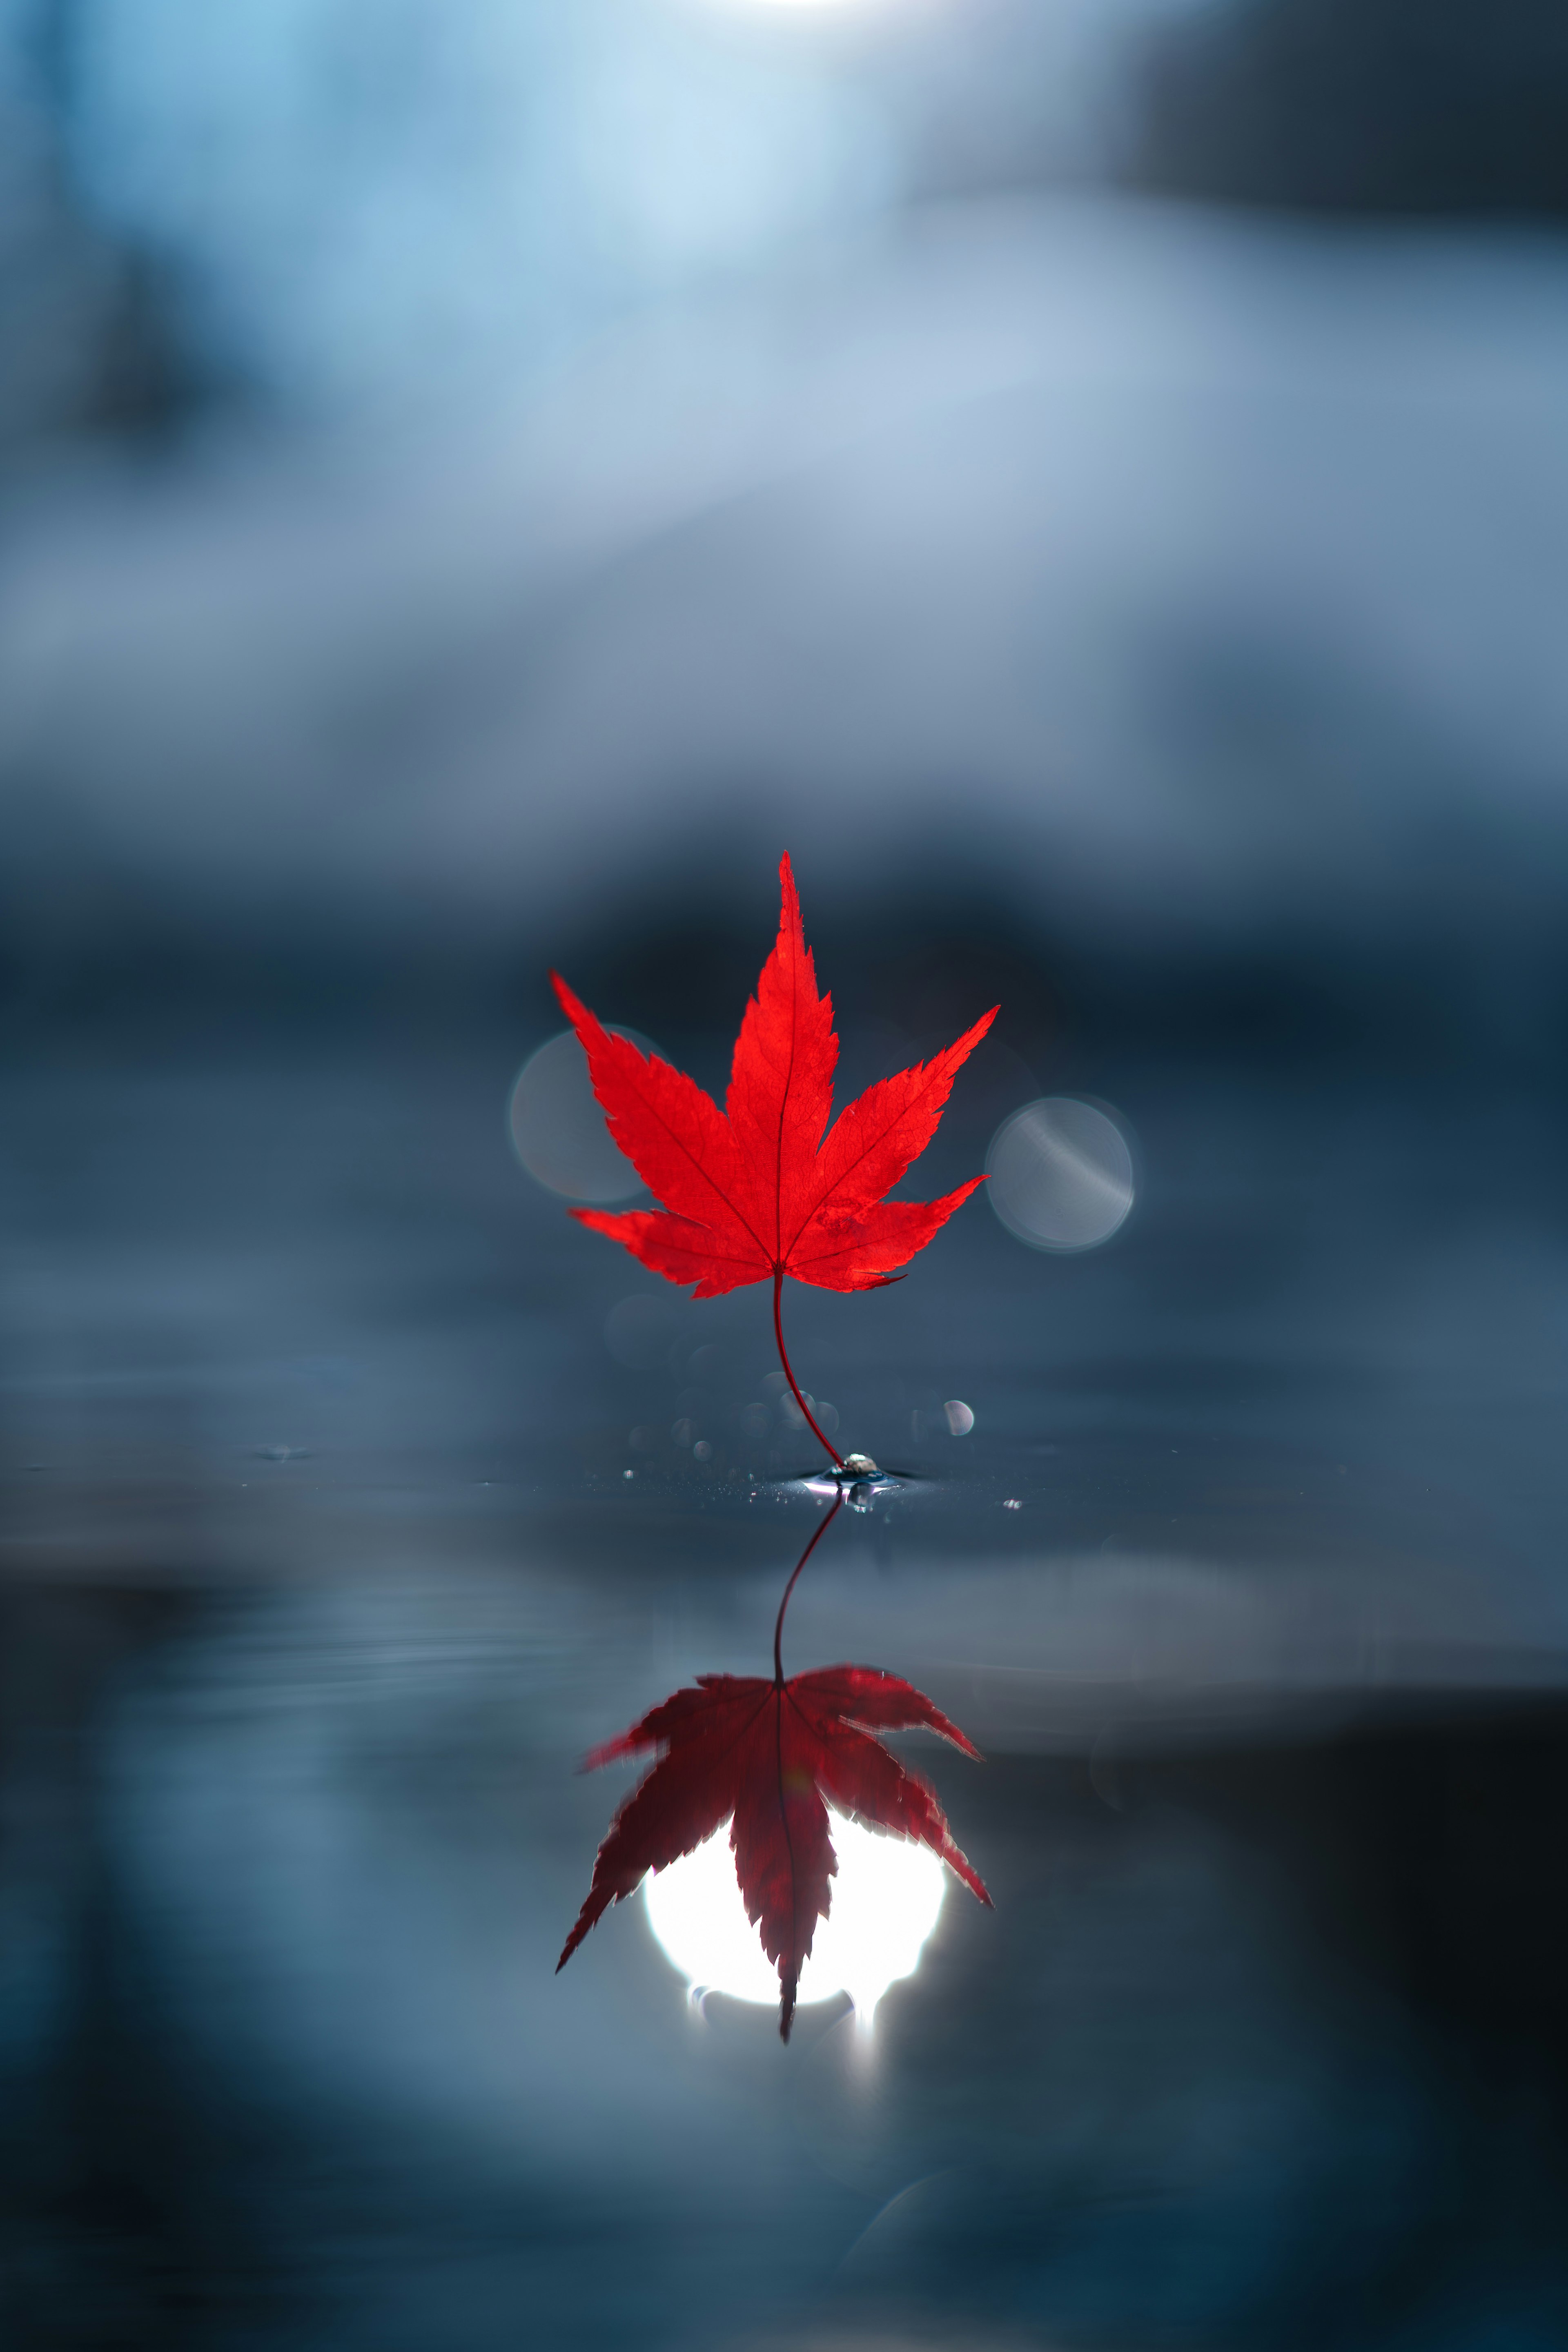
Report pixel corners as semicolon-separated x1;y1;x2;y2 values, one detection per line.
3;3;1568;2346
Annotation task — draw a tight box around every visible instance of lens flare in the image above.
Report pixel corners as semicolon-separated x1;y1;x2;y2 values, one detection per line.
644;1810;944;2024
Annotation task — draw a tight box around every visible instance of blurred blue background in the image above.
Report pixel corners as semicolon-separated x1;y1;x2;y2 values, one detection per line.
3;3;1568;2347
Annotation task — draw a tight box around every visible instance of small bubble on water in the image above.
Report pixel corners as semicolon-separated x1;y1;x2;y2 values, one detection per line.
1002;1498;1022;1510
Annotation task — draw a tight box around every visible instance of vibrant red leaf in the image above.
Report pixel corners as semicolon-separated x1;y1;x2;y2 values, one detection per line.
557;1664;991;2040
551;856;996;1300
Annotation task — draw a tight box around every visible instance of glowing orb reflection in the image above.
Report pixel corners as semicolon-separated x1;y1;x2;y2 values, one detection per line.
644;1813;944;2024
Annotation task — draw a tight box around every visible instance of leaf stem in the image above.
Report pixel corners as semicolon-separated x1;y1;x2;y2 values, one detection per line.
773;1490;844;1686
772;1268;846;1470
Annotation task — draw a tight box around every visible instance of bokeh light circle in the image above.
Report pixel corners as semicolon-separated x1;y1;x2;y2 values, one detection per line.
508;1027;656;1203
986;1096;1136;1252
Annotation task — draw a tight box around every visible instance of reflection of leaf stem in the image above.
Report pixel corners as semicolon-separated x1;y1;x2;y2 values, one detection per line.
773;1490;844;1687
773;1268;845;1470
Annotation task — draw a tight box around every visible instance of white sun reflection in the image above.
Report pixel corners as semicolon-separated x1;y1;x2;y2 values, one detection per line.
644;1812;944;2025
698;0;880;11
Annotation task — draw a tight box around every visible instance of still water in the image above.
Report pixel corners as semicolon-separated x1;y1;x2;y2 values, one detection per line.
3;1032;1568;2348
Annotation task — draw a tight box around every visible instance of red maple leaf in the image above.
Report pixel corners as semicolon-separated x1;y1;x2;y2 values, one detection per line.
550;872;996;2032
557;1652;991;2040
550;856;995;1458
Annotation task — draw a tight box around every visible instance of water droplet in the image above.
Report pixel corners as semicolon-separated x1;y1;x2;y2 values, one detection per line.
1002;1498;1022;1510
942;1400;975;1437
